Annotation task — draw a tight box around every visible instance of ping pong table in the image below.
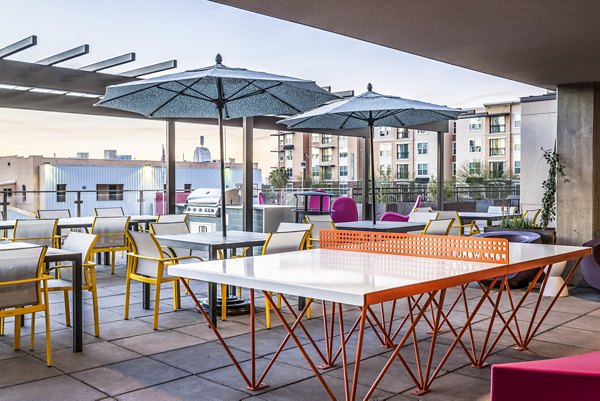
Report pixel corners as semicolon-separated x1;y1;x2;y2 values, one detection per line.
169;230;590;400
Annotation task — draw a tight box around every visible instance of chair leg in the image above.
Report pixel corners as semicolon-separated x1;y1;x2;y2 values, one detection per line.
237;287;242;298
307;300;312;320
265;292;272;330
277;294;282;309
221;284;227;321
43;286;52;367
0;315;4;336
90;269;100;337
153;280;162;330
172;280;181;311
14;314;21;351
30;313;35;351
63;290;71;327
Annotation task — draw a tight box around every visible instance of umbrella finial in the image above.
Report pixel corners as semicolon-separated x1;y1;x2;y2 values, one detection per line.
367;83;373;91
215;54;223;65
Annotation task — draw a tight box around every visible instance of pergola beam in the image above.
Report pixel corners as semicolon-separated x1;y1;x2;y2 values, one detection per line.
79;53;136;72
37;45;90;66
0;36;37;59
120;60;177;78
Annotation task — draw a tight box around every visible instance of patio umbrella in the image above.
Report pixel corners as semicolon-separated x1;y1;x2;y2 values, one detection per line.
279;83;462;224
96;54;338;236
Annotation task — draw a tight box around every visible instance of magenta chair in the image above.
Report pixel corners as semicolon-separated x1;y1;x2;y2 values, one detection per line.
380;195;422;222
308;189;330;211
258;191;265;205
331;197;359;223
490;350;600;401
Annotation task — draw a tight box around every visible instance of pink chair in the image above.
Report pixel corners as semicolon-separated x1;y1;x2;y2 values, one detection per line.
258;191;265;205
490;351;600;401
308;189;330;211
380;195;422;222
331;197;359;223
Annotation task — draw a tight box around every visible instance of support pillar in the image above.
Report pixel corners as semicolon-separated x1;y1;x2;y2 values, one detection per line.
243;117;254;232
166;120;176;214
437;131;445;211
362;135;370;220
557;83;600;284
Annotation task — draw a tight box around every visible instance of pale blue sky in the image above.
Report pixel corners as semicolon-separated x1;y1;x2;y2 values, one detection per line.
0;0;546;166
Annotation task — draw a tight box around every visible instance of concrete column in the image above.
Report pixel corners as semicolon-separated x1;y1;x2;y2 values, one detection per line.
242;117;254;232
557;83;600;283
166;120;176;214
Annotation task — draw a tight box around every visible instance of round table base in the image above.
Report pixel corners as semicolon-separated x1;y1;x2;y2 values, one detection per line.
198;296;252;316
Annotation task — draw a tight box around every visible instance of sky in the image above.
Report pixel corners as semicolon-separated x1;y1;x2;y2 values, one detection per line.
0;0;547;170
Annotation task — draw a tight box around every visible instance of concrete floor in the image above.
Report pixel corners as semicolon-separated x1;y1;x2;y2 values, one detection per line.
1;256;600;401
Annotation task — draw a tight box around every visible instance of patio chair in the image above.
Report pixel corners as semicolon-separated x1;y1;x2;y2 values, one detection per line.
407;211;440;223
37;209;74;241
487;206;518;214
277;222;313;234
47;232;101;336
258;191;266;205
94;207;125;217
490;350;600;401
125;230;203;329
90;216;130;274
331;196;359;223
150;222;192;259
156;214;188;223
414;206;433;212
522;209;541;226
0;246;52;366
305;215;336;248
262;230;311;329
437;211;480;236
422;218;455;235
12;219;60;248
380;194;422;222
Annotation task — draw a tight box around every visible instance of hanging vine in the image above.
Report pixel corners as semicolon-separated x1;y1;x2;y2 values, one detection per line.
540;146;568;228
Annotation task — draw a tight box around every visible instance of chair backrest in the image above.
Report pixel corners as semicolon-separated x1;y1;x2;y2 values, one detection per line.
308;190;330;211
262;231;309;255
59;232;98;282
258;191;266;205
91;216;130;249
127;231;163;278
422;218;455;235
277;222;313;233
157;214;187;223
13;219;58;247
94;207;125;217
488;206;518;214
305;215;336;244
150;221;191;258
37;209;71;219
0;246;46;309
331;197;359;223
408;212;440;223
414;206;433;212
412;194;423;210
523;209;541;225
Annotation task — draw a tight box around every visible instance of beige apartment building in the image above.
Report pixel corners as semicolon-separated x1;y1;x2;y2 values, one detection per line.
272;131;363;187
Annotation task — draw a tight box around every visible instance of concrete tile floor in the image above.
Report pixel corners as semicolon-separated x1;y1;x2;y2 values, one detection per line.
0;256;599;401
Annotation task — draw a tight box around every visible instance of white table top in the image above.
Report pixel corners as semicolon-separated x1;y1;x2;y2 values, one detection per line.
156;230;269;249
169;243;589;307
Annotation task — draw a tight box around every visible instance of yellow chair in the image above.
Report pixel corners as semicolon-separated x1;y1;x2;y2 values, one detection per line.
522;209;542;226
262;230;310;329
125;230;204;330
421;218;455;235
304;215;336;249
47;233;101;337
12;219;60;248
156;214;188;223
0;246;52;366
90;216;130;274
438;211;480;236
94;207;125;217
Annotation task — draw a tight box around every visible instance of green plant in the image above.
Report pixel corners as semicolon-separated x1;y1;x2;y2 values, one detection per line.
268;167;289;188
540;146;568;228
500;216;535;229
426;176;454;202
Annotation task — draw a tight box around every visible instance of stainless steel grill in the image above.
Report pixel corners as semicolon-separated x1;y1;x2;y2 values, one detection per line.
184;188;241;217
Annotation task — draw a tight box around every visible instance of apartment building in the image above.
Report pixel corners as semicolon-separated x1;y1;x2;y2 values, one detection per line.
373;127;453;183
454;101;521;180
272;131;362;187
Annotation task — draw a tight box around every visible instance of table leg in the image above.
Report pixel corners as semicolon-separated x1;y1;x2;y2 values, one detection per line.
73;254;83;352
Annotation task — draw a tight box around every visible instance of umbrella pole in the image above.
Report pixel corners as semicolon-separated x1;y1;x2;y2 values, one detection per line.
369;119;377;225
218;106;227;237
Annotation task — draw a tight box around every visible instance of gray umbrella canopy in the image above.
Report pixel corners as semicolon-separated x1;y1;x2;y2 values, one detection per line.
279;84;462;224
96;54;339;236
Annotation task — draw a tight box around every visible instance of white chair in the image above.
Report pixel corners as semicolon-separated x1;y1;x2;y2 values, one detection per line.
408;211;440;223
437;211;480;237
37;209;71;219
305;215;336;248
422;218;455;235
47;232;101;336
150;222;192;259
522;209;542;226
12;219;59;247
90;216;130;274
277;222;313;233
126;230;203;329
156;214;188;223
487;206;517;214
0;246;52;366
94;207;125;217
414;206;433;212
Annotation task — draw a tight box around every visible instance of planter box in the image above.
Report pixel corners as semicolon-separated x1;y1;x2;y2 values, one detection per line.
483;226;556;245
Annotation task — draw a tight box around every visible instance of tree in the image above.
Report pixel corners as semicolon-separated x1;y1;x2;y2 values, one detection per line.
268;167;289;188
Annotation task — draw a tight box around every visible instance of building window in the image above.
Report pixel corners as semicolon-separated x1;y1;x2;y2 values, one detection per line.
278;136;284;146
469;118;482;131
513;138;521;152
321;148;333;162
285;168;293;178
312;166;319;177
3;188;13;199
469;161;482;176
322;167;333;180
514;160;521;175
184;184;192;193
339;151;348;158
417;142;428;155
22;185;26;202
397;128;409;139
417;163;428;176
311;134;320;142
379;143;391;158
490;116;506;133
339;165;348;177
396;164;409;180
452;162;457;176
489;161;505;178
96;184;124;201
513;114;521;128
379;127;391;137
452;141;456;155
469;139;482;153
286;150;293;160
489;138;506;156
279;152;284;162
56;184;66;203
285;134;293;144
322;135;333;144
397;143;409;159
452;121;457;134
